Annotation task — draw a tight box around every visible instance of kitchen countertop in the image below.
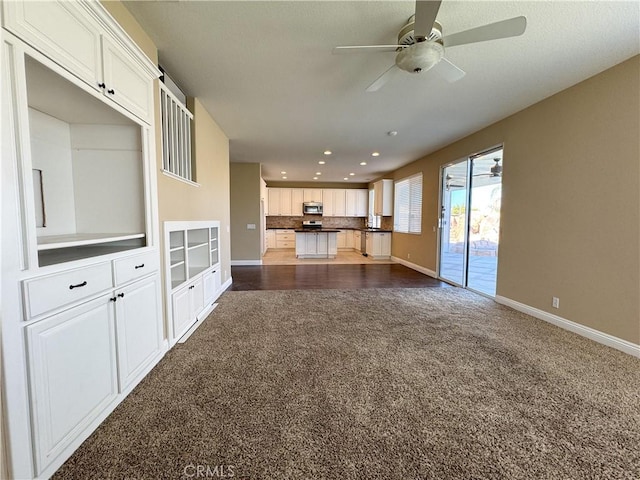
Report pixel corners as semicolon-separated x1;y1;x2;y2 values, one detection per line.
294;229;341;233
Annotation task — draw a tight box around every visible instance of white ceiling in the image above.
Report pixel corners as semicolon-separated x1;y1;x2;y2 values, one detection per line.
123;1;640;183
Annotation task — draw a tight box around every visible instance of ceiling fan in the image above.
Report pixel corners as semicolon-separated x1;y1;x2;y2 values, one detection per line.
333;0;527;92
473;158;503;177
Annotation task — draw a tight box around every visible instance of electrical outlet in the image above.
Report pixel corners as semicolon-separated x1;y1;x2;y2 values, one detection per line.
552;297;560;309
407;253;411;259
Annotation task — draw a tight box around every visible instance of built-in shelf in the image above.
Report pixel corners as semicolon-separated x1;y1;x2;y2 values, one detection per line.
170;260;185;269
169;246;184;253
37;233;145;251
189;266;208;278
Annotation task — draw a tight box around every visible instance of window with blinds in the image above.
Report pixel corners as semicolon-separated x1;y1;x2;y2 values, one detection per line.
394;173;422;234
160;82;194;182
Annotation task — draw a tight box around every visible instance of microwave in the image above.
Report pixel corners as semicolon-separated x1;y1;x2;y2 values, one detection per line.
303;202;323;215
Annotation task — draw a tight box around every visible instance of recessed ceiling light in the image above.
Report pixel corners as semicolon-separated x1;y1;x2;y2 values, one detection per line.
318;161;326;165
387;131;398;136
313;177;318;180
343;177;349;181
349;172;355;176
324;150;332;155
360;161;367;166
315;172;321;175
280;171;286;174
282;176;287;179
371;152;380;157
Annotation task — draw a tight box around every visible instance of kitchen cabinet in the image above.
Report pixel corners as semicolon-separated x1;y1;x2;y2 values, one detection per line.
291;188;304;216
336;230;355;249
295;232;337;259
322;189;346;217
374;179;394;216
354;230;362;253
266;229;276;248
275;229;296;248
365;231;392;259
165;222;223;344
3;0;156;123
267;188;303;216
345;189;368;217
303;188;323;203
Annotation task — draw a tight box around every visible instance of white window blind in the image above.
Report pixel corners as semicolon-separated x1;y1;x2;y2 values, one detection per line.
394;173;422;234
160;82;194;182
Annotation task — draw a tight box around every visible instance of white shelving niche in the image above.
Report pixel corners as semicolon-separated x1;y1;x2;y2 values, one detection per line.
25;55;149;267
164;221;223;345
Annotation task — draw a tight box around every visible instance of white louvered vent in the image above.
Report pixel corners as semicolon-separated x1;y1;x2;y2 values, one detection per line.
160;82;194;182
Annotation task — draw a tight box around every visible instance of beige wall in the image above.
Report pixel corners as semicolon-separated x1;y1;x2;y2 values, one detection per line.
230;164;262;261
388;56;640;344
101;2;232;293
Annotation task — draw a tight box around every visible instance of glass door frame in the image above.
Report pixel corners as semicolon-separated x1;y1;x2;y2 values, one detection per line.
436;145;503;297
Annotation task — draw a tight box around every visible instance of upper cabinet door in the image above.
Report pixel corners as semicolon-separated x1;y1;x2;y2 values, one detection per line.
101;37;153;124
3;1;102;90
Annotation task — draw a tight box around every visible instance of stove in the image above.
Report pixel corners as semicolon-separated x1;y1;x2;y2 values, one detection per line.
302;220;322;230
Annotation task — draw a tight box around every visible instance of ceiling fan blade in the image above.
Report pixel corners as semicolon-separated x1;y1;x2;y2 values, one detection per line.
332;45;406;54
414;0;442;41
366;64;400;92
443;16;527;48
434;57;465;82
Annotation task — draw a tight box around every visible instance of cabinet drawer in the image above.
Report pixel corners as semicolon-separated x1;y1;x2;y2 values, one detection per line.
24;262;113;319
276;241;295;248
276;234;295;241
276;229;295;234
113;251;158;286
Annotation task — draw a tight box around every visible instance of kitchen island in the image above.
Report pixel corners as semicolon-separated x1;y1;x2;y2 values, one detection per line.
295;229;340;259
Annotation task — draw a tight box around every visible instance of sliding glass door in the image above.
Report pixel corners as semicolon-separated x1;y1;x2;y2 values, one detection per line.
438;161;469;286
438;148;502;296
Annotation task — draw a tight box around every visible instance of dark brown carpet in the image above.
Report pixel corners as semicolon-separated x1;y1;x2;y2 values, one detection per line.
54;288;640;479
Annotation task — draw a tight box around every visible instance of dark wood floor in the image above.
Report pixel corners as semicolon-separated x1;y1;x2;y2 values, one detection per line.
230;264;451;291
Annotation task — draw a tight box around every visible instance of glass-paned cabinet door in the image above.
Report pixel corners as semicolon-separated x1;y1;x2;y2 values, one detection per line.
210;227;219;265
169;231;186;289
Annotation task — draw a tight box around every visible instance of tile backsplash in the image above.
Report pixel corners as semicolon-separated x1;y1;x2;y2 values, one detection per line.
266;216;366;229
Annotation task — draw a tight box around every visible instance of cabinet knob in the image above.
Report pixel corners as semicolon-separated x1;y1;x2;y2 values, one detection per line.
69;281;87;290
107;89;115;95
117;292;125;298
98;82;106;89
109;297;117;302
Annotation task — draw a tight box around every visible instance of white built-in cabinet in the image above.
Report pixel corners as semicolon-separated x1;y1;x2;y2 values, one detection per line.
374;179;394;216
3;0;154;123
165;221;223;345
322;189;346;217
365;231;392;259
267;187;368;217
345;189;368;217
1;2;163;479
295;232;338;259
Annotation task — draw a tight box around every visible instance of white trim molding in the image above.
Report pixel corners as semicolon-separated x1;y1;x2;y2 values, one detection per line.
495;296;640;358
391;256;437;278
231;260;263;266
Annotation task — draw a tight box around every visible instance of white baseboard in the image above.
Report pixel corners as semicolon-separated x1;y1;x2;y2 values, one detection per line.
231;260;262;267
220;277;233;292
231;260;262;266
495;295;640;358
391;256;437;278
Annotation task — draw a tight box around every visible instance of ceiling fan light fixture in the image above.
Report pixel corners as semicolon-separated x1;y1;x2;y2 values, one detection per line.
396;41;444;74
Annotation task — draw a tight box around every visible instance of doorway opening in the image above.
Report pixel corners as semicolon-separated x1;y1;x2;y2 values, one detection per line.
438;147;502;296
